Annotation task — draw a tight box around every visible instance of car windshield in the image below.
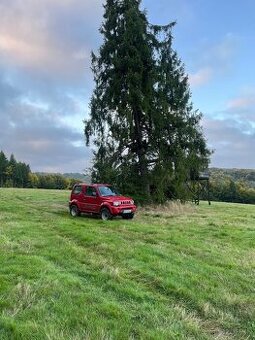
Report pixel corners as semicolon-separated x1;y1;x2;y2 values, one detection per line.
98;186;120;197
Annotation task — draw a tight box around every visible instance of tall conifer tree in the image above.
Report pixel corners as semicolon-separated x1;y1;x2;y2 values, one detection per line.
148;24;210;200
85;0;154;196
0;151;8;187
85;0;210;202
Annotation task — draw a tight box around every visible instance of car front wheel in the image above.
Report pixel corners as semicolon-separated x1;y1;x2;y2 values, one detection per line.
70;205;80;217
100;208;112;221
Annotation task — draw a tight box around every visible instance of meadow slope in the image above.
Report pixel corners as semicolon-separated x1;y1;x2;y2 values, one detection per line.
0;188;254;339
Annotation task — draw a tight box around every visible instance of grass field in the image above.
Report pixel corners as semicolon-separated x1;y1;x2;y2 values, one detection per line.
0;188;254;339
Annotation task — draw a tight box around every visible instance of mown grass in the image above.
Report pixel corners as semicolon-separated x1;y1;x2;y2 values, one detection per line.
0;188;254;339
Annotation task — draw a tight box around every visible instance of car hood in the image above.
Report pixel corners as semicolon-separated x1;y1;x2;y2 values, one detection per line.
102;195;133;202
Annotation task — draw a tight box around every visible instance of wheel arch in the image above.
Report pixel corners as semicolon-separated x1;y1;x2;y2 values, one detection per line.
100;203;112;213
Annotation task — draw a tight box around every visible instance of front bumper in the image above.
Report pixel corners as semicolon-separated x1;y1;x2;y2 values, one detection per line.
110;205;137;216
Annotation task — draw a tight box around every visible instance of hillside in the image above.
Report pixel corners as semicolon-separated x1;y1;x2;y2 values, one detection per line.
37;168;255;188
0;188;254;339
36;172;91;182
209;168;255;187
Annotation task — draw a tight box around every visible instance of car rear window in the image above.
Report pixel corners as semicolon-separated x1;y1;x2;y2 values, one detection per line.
73;185;82;194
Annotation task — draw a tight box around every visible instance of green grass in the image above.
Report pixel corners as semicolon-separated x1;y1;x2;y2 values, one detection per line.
0;188;254;339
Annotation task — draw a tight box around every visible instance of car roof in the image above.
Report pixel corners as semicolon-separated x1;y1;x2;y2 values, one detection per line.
75;183;110;187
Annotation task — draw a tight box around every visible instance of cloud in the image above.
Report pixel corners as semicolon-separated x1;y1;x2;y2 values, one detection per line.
227;97;255;110
202;87;255;168
0;0;104;103
223;89;255;125
227;88;255;112
0;72;92;172
0;1;104;172
189;33;239;88
203;116;255;168
189;67;213;87
0;0;103;80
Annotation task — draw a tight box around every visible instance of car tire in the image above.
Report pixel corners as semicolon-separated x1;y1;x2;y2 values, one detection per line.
100;207;112;221
70;205;80;217
122;213;134;220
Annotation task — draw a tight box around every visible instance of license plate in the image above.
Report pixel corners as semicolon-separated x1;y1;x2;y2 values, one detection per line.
123;209;132;214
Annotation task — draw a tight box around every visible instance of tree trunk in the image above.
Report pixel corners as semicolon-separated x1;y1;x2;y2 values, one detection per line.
133;108;150;197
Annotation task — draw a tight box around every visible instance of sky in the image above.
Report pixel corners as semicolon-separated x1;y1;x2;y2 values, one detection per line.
0;0;254;173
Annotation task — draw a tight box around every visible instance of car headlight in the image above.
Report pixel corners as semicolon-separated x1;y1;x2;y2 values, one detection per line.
113;201;121;206
130;200;134;205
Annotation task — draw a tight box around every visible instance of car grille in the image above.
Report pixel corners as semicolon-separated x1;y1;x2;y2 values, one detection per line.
121;200;131;205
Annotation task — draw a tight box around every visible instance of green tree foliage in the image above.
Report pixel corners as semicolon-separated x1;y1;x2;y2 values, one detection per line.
0;150;80;190
84;0;210;202
15;162;31;187
7;154;17;187
37;174;69;190
148;24;210;201
205;168;255;204
0;151;8;187
210;168;255;188
85;0;155;198
8;154;30;188
28;173;40;188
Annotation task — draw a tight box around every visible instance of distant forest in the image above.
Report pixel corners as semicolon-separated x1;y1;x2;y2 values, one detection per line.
207;168;255;204
1;151;255;204
0;151;84;190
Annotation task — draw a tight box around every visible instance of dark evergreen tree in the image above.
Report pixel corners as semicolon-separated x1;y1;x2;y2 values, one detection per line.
148;24;210;201
85;0;210;202
0;151;32;188
0;151;8;187
6;154;17;187
15;162;30;187
85;0;155;198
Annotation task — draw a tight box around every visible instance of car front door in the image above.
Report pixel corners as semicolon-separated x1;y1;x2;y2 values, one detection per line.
83;186;99;212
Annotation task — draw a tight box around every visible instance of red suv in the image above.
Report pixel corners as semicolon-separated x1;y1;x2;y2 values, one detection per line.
69;183;137;220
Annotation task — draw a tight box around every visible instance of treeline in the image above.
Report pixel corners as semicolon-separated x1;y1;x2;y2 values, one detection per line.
0;151;30;187
1;150;254;204
206;168;255;204
0;151;80;189
29;173;79;190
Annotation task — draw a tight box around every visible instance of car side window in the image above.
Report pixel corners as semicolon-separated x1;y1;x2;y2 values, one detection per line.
73;185;82;195
85;186;97;197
